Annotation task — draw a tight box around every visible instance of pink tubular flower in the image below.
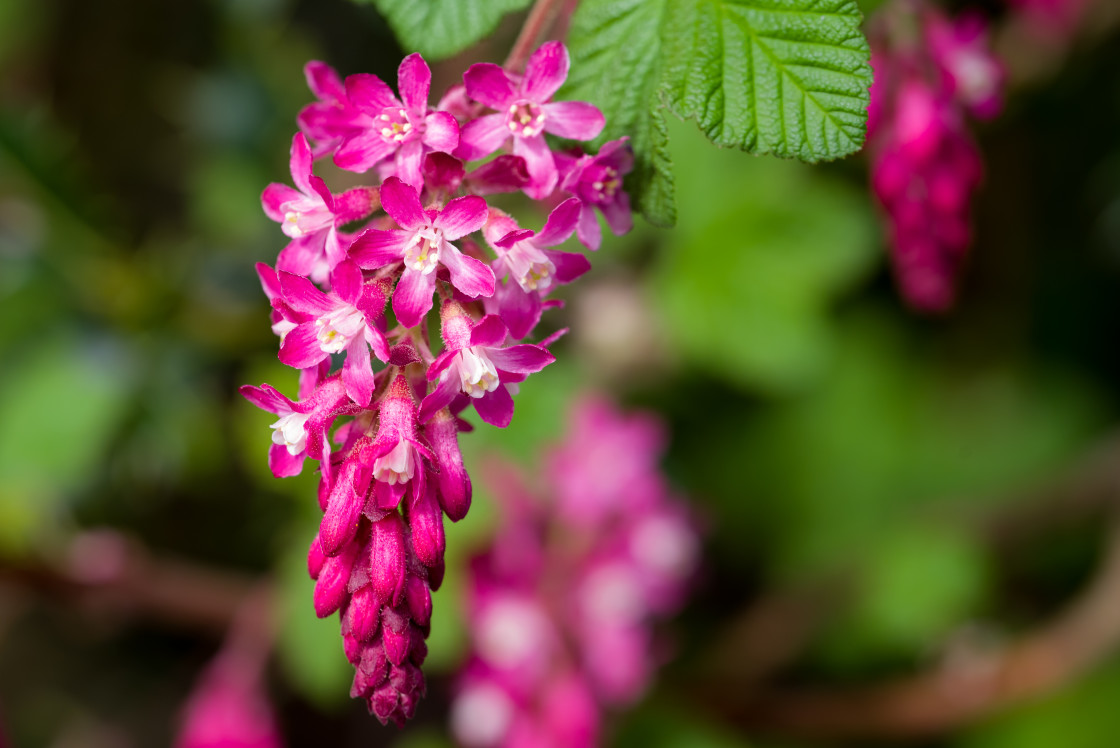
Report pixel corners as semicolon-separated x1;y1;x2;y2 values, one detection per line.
419;303;555;428
335;54;459;188
450;397;699;748
556;137;634;250
274;261;391;405
484;198;590;340
458;41;605;199
261;134;377;285
348;177;495;328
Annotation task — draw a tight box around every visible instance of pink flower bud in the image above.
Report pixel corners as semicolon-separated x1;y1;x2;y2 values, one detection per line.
427;409;472;522
320;447;372;555
371;512;407;608
307;534;326;580
405;575;433;628
347;584;382;643
313;540;359;618
408;480;445;568
381;605;412;666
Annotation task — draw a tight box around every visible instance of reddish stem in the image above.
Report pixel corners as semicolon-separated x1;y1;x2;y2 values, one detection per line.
504;0;574;72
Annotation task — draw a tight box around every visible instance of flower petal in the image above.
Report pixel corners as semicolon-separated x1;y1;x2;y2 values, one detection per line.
239;383;296;415
394;138;424;190
486;343;555;374
330;259;363;304
418;374;460;423
463;62;516;109
473;385;514;428
535;197;581;246
280;272;336;316
513;135;558;200
349;229;413;269
469;315;508;348
345;73;399;115
334;130;397;172
434;195;488;241
441;244;496;299
576;202;602;250
379;177;426;230
466;155;530;195
397;53;432;117
422;111;459;154
343;335;376;406
269;443;306;478
542;101;605;141
495;279;542;341
456;114;509;161
543;248;591;284
422;152;465;194
290;133;316;195
602;192;633;236
262;183;303;222
521;41;569;103
305;61;346;100
392;268;436;329
279;323;328;369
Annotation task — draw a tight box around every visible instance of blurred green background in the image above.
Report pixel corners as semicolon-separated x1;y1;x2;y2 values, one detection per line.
3;0;1120;746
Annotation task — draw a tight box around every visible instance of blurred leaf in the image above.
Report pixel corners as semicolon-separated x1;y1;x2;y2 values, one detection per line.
365;0;531;59
651;120;877;393
615;701;751;748
390;729;456;748
0;332;132;552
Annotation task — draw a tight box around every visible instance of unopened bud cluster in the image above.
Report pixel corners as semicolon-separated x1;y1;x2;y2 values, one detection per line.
242;42;633;725
452;398;699;747
867;0;1004;311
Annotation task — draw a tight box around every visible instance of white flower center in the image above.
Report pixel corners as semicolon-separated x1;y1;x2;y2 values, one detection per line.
403;228;442;274
506;99;545;138
455;348;500;398
378;107;413;143
373;439;415;485
315;304;365;354
591;167;621;202
270;412;311;455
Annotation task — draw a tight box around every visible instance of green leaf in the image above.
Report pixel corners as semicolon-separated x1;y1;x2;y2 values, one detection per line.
368;0;531;60
566;0;872;226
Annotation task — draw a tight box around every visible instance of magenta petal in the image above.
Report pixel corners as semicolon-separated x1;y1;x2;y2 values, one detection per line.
278;235;327;280
469;315;508;348
269;443;306;478
255;263;281;301
434;195;488;240
280;272;336;316
542;101;605;141
349;229;412;269
514;135;558;200
343;336;376;406
536;197;581;246
418;375;459;423
334;130;398;172
324;227;348;271
543;248;591;283
521;41;570;103
576;203;602;250
305;61;346;100
602;193;633;235
331;259;363;304
487;343;554;374
346;73;399;115
496;280;542;341
456;114;509;161
441;245;495;299
380;177;425;230
474;385;514;428
397;53;432;118
239;383;295;414
334;187;378;224
365;326;391;364
466;155;531;195
321;459;370;554
463;63;516;110
422;111;459;154
427;348;458;382
262;183;302;222
290;133;316;194
395;139;425;190
392;268;436;329
495;228;535;250
422;152;465;193
279;323;327;369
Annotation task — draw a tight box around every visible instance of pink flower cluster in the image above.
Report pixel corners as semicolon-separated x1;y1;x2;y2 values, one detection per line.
867;2;1004;312
451;398;699;748
242;43;633;725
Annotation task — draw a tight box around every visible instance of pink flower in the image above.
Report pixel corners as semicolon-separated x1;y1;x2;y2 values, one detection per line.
335;54;459;187
348;177;495;328
175;656;282;748
458;42;605;199
927;11;1004;120
557;138;634;250
484;198;590;340
261;134;377;285
273;261;391;405
419;303;555;428
298;61;373;158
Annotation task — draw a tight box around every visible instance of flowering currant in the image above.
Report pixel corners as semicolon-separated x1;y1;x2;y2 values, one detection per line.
242;43;632;725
